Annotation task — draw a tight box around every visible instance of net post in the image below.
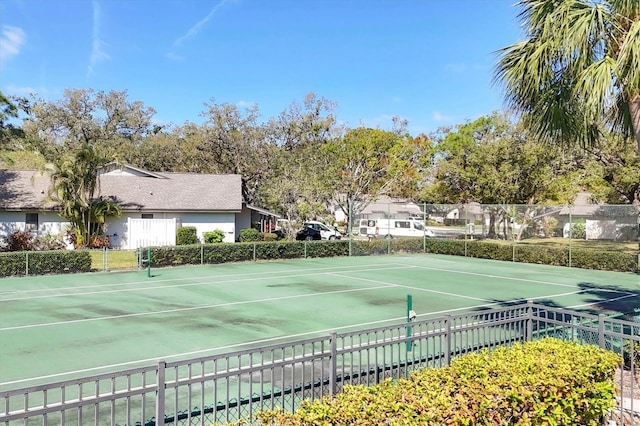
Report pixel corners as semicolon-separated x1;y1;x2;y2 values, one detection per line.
406;294;413;352
147;247;151;278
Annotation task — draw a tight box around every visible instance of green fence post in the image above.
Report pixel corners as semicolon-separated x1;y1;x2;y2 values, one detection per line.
25;252;29;276
406;294;414;352
147;247;151;278
568;206;572;268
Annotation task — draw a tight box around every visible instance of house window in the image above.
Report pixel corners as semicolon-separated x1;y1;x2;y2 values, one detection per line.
26;213;38;232
141;214;154;219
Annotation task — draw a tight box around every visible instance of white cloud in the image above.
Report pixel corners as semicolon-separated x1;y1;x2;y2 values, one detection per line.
172;0;232;48
236;100;256;108
444;63;468;73
165;51;184;61
166;0;234;59
0;26;26;68
88;0;110;76
4;85;37;96
432;111;452;122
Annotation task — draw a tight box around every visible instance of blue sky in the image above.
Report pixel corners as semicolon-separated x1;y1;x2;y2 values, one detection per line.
0;0;523;135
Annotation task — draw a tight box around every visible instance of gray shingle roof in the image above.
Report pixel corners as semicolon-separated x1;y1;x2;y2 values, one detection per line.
0;170;243;212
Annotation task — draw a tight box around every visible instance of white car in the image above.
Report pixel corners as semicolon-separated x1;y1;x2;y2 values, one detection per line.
303;221;342;240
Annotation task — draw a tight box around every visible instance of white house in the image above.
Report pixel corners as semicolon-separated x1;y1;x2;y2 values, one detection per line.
0;165;279;249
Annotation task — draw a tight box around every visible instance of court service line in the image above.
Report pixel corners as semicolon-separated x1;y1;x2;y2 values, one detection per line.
0;284;397;331
0;262;413;296
568;292;637;310
328;273;492;303
406;263;595;289
0;265;416;302
0;298;520;387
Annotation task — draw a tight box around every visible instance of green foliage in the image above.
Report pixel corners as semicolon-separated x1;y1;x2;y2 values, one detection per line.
261;232;279;241
421;238;637;273
239;228;261;242
254;338;620;426
176;227;199;245
203;229;226;244
570;222;586;239
0;250;92;277
494;0;640;154
624;339;640;370
148;240;351;267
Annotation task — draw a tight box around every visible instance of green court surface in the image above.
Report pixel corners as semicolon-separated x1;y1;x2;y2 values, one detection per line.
1;254;638;392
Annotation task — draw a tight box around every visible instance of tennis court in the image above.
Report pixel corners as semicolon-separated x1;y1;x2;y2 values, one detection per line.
1;253;638;393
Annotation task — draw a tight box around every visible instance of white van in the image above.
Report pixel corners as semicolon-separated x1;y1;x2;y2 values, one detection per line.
360;218;434;239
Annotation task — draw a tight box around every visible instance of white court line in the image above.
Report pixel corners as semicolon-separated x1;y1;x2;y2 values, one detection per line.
0;284;397;331
3;290;637;388
0;299;516;387
328;273;492;303
408;263;606;289
0;265;414;302
0;262;410;296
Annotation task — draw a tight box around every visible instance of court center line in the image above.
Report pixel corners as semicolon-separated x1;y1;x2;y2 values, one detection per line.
0;265;416;302
0;284;397;331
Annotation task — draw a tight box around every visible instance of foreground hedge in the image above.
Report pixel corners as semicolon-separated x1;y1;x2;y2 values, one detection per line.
0;250;92;277
252;338;620;426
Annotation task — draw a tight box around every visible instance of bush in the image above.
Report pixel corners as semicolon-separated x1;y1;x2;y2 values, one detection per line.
7;230;35;251
570;222;586;239
239;228;261;242
176;227;199;245
254;338;620;426
0;250;92;277
203;229;226;244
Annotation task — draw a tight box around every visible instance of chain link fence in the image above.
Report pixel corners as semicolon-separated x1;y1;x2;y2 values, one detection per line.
1;203;639;277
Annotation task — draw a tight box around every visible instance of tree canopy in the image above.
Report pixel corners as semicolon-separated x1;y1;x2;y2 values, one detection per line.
494;0;640;153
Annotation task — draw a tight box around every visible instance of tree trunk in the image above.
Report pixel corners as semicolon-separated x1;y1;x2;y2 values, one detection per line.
631;95;640;155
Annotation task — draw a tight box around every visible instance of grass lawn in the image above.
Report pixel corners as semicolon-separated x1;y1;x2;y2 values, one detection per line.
513;237;638;255
88;249;139;271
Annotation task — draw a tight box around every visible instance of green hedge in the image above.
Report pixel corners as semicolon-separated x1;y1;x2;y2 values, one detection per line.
420;238;637;272
149;240;352;267
0;250;92;277
143;238;637;273
252;338;620;426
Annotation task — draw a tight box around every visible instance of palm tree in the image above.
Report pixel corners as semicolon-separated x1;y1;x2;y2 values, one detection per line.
494;0;640;153
47;143;111;247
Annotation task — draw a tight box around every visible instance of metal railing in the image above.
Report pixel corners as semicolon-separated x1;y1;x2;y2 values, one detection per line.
1;302;638;425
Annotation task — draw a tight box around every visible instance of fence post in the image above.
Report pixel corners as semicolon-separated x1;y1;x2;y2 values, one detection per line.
201;244;204;265
156;360;166;425
526;300;533;341
598;314;606;349
444;315;452;366
25;252;29;276
253;242;257;261
329;331;337;397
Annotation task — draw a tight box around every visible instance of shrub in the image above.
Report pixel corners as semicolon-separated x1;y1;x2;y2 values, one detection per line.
253;338;620;426
239;228;261;242
203;229;226;244
7;230;35;251
261;232;278;241
0;250;92;277
570;222;586;239
176;227;198;245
